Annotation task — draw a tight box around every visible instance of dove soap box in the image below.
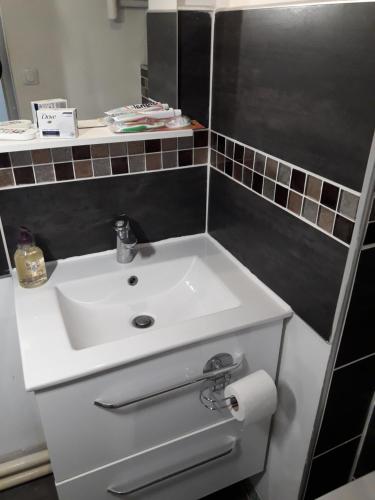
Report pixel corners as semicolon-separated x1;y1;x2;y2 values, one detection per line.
31;98;67;126
37;108;78;138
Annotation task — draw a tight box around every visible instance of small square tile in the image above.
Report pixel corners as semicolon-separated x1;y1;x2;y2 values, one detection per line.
93;158;111;177
162;151;178;169
225;158;233;176
265;158;278;179
127;141;144;155
233;162;243;182
177;136;193;150
252;172;263;194
0;168;14;187
128;155;145;173
216;153;225;172
339;191;359;220
109;142;127;157
288;191;303;215
10;150;32;166
318;206;335;233
111;156;129;175
210;132;217;150
302;198;319;223
225;139;234;158
72;145;90;161
234;144;244;163
244;148;255;168
217;135;225;154
13;166;35;185
277;163;291;186
145;153;161;171
333;215;354;244
34;164;55;183
263;178;275;201
162;138;177;151
194;130;208;148
32;149;52;164
74;160;93;178
91;143;109;158
178;149;193;167
146;139;162;153
210;150;217;168
243;167;253;188
54;162;74;181
275;184;288;206
290;169;306;193
254;153;266;174
52;147;72;163
193;148;208;165
0;152;11;168
305;175;322;201
321;182;340;210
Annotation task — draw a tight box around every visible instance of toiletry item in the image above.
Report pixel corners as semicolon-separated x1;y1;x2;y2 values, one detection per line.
31;98;67;127
109;121;165;133
165;115;191;129
0;127;37;141
110;109;182;123
14;227;47;288
224;370;277;426
0;120;33;129
37;108;78;138
105;102;169;118
78;118;107;129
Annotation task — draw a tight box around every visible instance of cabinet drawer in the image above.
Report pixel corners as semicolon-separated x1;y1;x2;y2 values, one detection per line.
36;321;282;481
56;419;266;500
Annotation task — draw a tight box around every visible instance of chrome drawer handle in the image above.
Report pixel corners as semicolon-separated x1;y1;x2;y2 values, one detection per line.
94;357;242;410
107;441;236;496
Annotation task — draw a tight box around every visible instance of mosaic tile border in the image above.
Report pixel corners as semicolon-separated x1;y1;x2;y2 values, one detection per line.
0;129;208;190
210;131;361;246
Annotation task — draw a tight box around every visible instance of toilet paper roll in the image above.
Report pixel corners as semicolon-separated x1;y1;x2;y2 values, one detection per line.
224;370;277;426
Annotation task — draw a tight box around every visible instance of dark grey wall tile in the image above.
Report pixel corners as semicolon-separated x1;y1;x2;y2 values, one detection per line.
178;11;211;127
147;12;178;107
0;168;207;264
355;408;375;478
336;248;375;367
212;4;375;191
208;169;347;339
315;355;374;455
304;438;360;500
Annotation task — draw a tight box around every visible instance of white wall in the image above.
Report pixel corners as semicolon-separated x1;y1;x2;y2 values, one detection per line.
252;314;331;500
0;277;45;460
0;0;147;119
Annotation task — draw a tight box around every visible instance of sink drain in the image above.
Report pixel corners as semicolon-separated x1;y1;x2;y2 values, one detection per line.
132;315;155;329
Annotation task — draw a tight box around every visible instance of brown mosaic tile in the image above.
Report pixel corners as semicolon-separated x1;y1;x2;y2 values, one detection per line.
10;150;32;166
265;158;278;179
128;155;145;173
217;135;225;154
274;184;288;206
178;136;193;150
74;160;93;178
52;147;72;163
233;162;243;182
290;169;306;193
333;214;354;244
263;178;275;201
234;144;244;163
277;163;291;186
244;148;255;168
178;150;193;167
194;130;208;148
54;162;74;181
318;206;335;233
210;132;217;150
225;158;233;176
34;164;55;183
14;166;35;185
0;168;14;187
0;152;11;169
111;157;129;175
93;158;111;177
91;143;109;158
225;139;234;158
162;138;177;151
321;182;339;210
146;153;161;171
216;153;225;172
163;151;178;169
72;145;90;161
127;141;144;155
193;148;208;165
288;191;303;215
302;198;319;223
338;190;359;220
305;175;322;201
243;167;253;188
31;149;52;164
254;153;266;174
146;139;162;153
109;142;127;157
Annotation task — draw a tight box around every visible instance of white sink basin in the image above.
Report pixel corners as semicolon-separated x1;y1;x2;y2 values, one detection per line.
14;234;291;390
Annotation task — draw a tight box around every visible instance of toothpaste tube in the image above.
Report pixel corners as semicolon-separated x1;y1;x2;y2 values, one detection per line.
105;102;169;118
110;109;182;123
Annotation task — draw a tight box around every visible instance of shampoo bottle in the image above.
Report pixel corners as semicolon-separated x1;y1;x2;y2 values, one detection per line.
14;227;47;288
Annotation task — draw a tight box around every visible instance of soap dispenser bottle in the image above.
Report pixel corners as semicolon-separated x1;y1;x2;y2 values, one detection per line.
14;227;47;288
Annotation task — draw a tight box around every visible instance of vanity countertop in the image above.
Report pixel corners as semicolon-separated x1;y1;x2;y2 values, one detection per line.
13;234;292;391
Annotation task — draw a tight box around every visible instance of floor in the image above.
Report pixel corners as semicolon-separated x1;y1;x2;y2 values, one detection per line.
0;475;253;499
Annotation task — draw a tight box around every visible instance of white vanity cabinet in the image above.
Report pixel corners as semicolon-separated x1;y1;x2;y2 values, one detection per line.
35;320;283;500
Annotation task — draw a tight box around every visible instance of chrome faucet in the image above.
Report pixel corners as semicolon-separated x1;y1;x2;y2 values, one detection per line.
113;217;137;263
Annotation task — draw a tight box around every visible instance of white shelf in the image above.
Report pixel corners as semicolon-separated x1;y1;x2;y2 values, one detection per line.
0;126;193;153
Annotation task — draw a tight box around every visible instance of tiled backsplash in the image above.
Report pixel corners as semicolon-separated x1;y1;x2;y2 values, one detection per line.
210;131;359;246
0;129;208;189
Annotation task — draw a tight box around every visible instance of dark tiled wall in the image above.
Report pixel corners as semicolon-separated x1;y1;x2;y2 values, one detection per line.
178;11;211;127
0;240;8;276
212;4;375;191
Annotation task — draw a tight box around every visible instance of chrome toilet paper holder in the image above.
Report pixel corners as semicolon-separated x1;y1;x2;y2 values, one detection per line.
199;353;241;412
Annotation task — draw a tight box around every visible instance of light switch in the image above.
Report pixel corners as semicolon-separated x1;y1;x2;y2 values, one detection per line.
23;68;39;86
